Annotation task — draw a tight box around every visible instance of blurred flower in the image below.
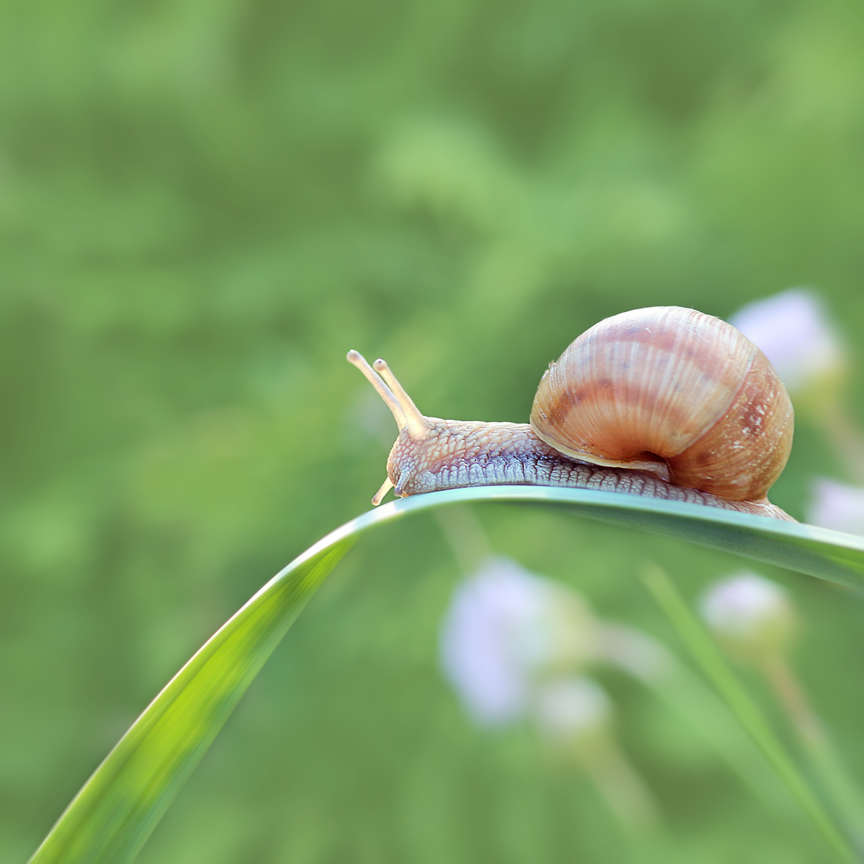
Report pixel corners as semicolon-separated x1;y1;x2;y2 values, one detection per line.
532;677;659;828
704;573;856;820
440;557;671;726
807;477;864;534
595;625;671;684
438;557;594;725
700;572;796;659
532;677;611;742
440;559;662;827
730;288;845;394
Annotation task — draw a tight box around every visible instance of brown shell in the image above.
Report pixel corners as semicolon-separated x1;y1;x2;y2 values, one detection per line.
529;306;794;501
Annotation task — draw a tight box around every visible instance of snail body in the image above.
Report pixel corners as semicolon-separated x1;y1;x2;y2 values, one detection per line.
348;306;794;521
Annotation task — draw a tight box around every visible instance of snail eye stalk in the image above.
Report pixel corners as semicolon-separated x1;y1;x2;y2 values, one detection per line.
347;350;430;505
346;350;427;438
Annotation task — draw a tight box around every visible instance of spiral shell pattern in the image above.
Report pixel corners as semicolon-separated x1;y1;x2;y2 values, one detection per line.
529;306;794;501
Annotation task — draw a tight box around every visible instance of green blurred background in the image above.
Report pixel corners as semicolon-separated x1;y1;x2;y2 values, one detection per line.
3;0;864;861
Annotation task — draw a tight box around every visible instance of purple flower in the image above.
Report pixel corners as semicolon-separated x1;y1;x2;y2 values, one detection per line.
700;573;795;657
730;289;844;393
807;477;864;534
439;556;672;726
439;557;603;725
439;558;558;724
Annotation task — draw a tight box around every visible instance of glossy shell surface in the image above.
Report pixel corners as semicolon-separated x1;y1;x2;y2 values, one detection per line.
529;306;794;501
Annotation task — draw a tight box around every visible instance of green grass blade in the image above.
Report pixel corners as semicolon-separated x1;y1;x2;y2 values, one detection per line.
29;538;354;863
641;564;855;862
802;730;864;852
29;486;864;862
455;486;864;589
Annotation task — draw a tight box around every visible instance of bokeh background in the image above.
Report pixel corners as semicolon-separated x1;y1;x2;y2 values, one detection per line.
3;1;864;861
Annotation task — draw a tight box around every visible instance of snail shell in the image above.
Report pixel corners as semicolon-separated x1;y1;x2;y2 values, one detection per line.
530;306;794;501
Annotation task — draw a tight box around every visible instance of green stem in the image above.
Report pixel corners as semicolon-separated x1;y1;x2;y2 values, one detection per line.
760;652;864;852
584;738;659;831
641;564;854;862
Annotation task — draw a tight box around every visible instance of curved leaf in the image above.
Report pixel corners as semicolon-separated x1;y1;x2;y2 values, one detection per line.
29;487;864;863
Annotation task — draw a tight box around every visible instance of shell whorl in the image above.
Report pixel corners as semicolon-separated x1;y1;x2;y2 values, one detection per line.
529;306;794;501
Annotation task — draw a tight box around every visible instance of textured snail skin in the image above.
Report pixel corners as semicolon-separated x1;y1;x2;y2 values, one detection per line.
385;420;793;521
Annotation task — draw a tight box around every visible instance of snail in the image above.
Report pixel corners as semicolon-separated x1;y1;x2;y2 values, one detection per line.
348;306;795;521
